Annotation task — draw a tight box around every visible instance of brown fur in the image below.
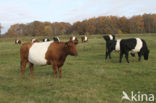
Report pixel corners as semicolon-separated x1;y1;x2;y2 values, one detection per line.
15;40;21;44
81;36;88;42
70;36;73;41
20;41;78;78
20;42;33;77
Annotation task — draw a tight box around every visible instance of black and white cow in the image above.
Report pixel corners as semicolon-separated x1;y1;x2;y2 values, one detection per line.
103;34;115;41
105;39;121;59
105;39;135;60
53;36;60;42
43;38;50;42
119;38;149;63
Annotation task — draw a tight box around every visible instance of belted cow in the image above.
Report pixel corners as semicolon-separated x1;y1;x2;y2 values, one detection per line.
15;39;21;44
81;36;88;42
20;40;78;78
119;38;149;63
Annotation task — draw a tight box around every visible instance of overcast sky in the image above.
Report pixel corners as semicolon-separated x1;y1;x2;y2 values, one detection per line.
0;0;156;33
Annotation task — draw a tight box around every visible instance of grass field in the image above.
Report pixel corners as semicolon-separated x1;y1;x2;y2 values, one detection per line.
0;34;156;103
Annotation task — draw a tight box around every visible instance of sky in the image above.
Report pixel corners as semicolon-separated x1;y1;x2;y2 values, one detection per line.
0;0;156;34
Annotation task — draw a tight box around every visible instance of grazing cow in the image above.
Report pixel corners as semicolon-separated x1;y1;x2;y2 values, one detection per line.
81;36;88;42
43;38;50;42
103;34;115;41
53;36;60;42
31;39;39;43
15;39;21;44
119;38;149;63
20;40;78;78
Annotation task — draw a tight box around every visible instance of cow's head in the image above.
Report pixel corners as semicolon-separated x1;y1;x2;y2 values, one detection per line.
65;41;78;56
103;36;110;41
144;49;150;60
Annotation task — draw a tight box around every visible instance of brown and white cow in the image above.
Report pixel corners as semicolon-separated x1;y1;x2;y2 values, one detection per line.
20;40;78;78
15;39;21;44
81;36;88;42
31;39;39;43
70;36;77;41
69;36;78;44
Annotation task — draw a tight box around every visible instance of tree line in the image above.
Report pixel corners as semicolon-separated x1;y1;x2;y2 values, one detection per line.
5;13;156;36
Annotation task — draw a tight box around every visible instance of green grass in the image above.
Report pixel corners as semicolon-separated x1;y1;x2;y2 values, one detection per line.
0;34;156;103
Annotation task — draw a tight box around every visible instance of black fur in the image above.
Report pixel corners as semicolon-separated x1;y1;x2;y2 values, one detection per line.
119;38;149;63
103;35;116;59
105;39;138;60
105;40;117;59
53;36;60;42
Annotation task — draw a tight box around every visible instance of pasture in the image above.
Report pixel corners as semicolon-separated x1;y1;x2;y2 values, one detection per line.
0;34;156;103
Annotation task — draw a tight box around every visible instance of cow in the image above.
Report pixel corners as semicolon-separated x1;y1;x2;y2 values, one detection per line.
105;39;121;59
104;34;117;59
70;36;78;42
70;36;76;41
20;40;78;78
103;34;115;41
119;38;149;63
43;38;50;42
81;36;88;42
53;36;60;42
31;39;39;43
15;39;21;44
105;39;135;60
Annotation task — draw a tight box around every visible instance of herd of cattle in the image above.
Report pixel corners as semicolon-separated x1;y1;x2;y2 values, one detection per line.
14;35;149;78
15;36;88;44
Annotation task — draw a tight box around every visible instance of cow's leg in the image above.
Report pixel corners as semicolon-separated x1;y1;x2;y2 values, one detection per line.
21;60;27;77
119;51;124;63
108;50;112;59
58;67;62;78
29;62;34;78
105;44;108;60
52;64;58;78
125;52;129;63
105;51;108;60
138;52;142;61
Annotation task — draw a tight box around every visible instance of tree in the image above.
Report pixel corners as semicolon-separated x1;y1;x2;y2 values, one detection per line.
143;14;156;33
6;24;25;36
128;15;144;33
5;13;156;36
118;17;129;33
